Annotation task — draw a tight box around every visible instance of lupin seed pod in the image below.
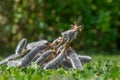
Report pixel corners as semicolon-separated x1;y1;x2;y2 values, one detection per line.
7;59;22;67
35;50;54;65
61;29;78;42
43;44;67;70
32;54;41;62
0;38;27;65
26;40;48;50
0;54;20;65
15;38;27;55
78;55;92;63
67;48;83;70
21;45;47;66
61;58;72;68
61;55;92;68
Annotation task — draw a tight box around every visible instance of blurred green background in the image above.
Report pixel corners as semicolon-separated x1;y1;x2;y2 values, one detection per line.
0;0;120;56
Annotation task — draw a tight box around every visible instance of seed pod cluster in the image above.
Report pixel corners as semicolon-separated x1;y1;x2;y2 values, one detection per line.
0;22;92;70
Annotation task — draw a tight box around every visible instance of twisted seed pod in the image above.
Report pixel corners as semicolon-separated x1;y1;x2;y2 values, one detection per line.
15;38;27;55
43;45;67;69
26;40;48;50
67;48;82;70
21;45;47;66
35;50;54;65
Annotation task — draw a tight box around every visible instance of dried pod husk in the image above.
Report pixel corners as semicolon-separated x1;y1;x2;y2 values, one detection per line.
35;50;54;65
32;53;41;62
67;48;83;70
7;59;22;67
61;29;78;42
56;30;78;48
61;58;72;68
0;38;27;65
26;40;49;50
43;45;67;70
0;54;22;65
78;55;92;63
21;45;48;66
15;38;27;55
61;55;92;68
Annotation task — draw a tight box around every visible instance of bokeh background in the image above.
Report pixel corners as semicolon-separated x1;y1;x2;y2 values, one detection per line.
0;0;120;56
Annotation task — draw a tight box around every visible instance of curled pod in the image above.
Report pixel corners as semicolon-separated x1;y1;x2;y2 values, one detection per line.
15;38;27;55
21;45;48;66
26;40;49;50
43;44;67;70
67;48;83;70
35;50;54;65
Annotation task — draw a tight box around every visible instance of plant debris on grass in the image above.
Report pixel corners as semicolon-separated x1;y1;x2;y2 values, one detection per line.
0;22;92;71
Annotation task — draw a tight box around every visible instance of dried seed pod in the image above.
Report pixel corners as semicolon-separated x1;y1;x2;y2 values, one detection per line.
78;55;92;63
15;38;27;55
56;30;78;49
26;40;49;50
7;59;22;67
61;55;92;68
67;48;83;70
32;54;41;62
61;29;78;42
21;45;47;66
61;58;72;68
0;54;21;65
35;50;54;65
43;44;67;70
0;38;27;65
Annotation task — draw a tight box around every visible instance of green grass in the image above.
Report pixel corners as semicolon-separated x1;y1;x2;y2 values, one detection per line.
0;55;120;80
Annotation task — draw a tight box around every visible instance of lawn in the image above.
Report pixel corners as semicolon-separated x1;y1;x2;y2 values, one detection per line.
0;55;120;80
